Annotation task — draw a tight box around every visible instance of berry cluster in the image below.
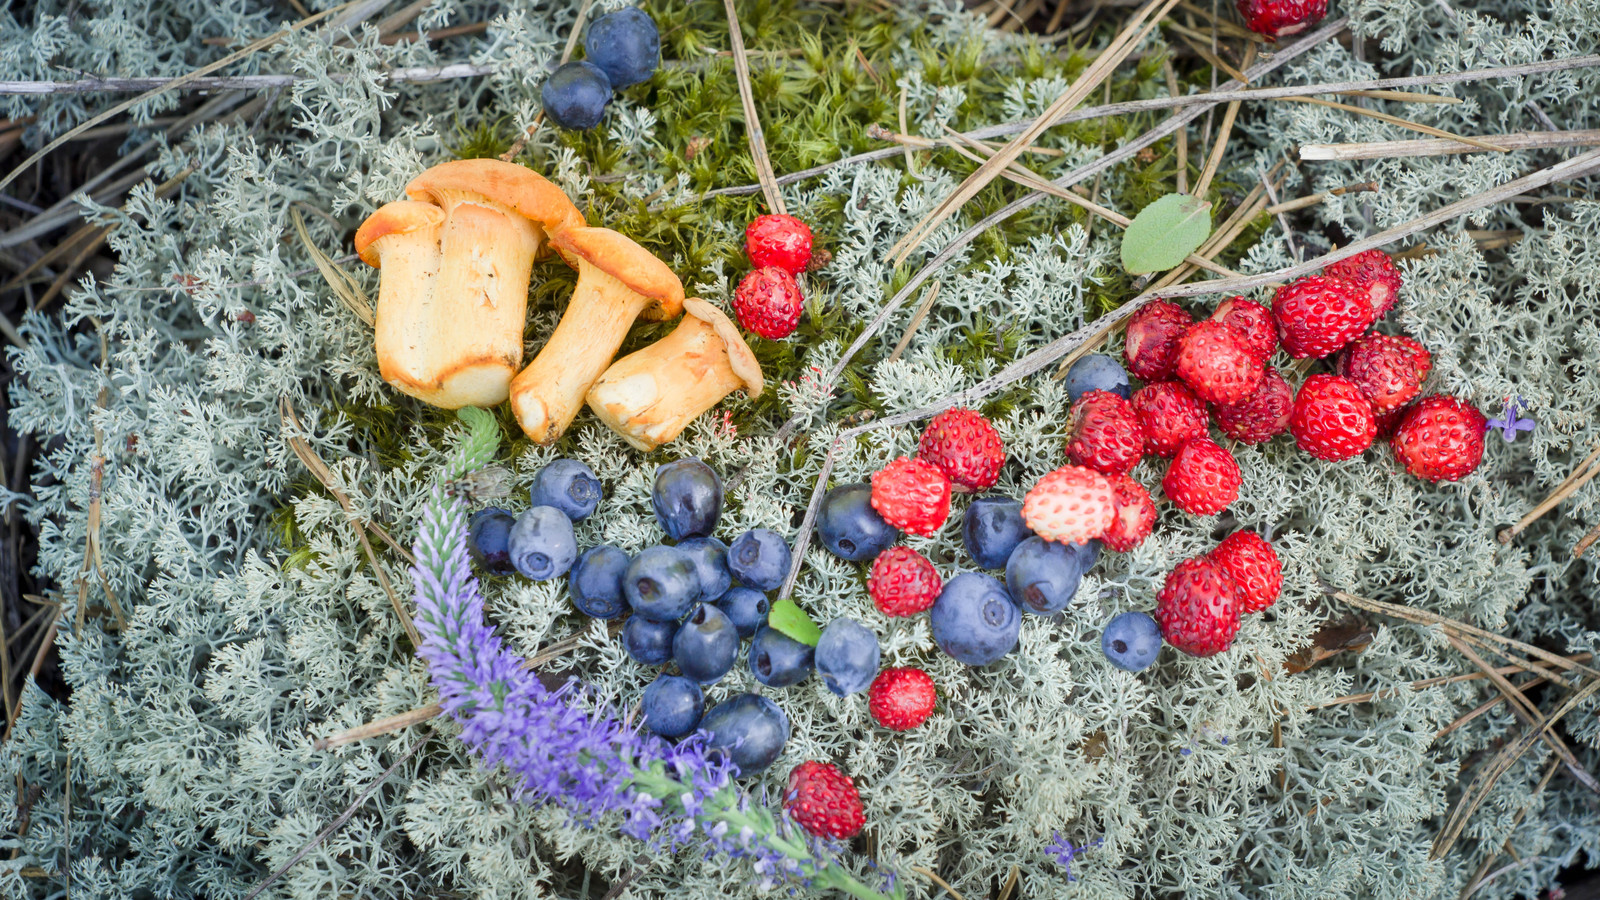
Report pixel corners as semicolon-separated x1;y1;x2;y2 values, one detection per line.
733;214;816;339
1155;531;1283;657
541;8;661;130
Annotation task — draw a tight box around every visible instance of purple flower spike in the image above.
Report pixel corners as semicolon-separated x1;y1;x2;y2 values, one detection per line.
1047;832;1103;881
1487;395;1535;442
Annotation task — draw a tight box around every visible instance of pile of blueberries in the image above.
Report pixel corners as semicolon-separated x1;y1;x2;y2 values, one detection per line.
541;7;660;131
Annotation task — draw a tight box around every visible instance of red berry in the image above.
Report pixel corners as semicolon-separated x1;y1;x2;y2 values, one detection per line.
867;547;941;617
870;457;951;536
1175;319;1265;405
1272;276;1371;358
1102;474;1157;553
1214;366;1293;445
868;667;936;731
1290;374;1377;461
784;761;865;839
1211;296;1278;361
1130;381;1209;458
745;214;813;275
1208;531;1282;615
1236;0;1327;39
1336;334;1430;414
1390;395;1487;482
1066;390;1145;476
1155;557;1241;657
1325;249;1403;321
1022;465;1115;545
918;408;1006;493
1123;300;1194;382
1162;438;1241;516
734;266;803;339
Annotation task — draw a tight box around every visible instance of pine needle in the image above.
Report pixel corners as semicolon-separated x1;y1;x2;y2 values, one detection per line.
292;208;374;326
724;0;787;216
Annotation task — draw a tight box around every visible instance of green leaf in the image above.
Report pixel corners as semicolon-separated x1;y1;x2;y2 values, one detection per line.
1120;192;1212;275
768;598;822;647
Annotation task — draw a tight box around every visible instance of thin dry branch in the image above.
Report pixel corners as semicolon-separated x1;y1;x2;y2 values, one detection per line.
1282;95;1509;152
1498;441;1600;543
1309;652;1593;710
1302;128;1600;161
723;0;786;216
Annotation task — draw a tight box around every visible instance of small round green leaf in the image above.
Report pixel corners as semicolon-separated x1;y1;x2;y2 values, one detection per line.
1120;192;1213;275
767;598;822;647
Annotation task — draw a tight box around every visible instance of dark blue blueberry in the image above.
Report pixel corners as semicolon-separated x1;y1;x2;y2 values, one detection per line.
677;536;732;602
623;545;699;622
961;496;1031;569
931;572;1021;666
508;506;578;580
716;586;770;638
702;693;789;774
541;60;612;131
622;615;677;666
642;674;704;739
1004;536;1089;615
813;617;880;696
727;529;791;591
1102;611;1162;672
529;458;602;521
672;603;741;685
748;626;813;688
568;544;631;619
583;7;660;89
467;507;517;576
651;459;723;541
1065;353;1131;403
816;482;898;562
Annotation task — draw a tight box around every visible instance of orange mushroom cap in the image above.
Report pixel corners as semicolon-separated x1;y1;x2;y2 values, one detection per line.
404;158;585;238
353;200;446;267
551;226;686;321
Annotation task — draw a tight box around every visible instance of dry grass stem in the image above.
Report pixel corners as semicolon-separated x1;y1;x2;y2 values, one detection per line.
1171;29;1249;83
1499;441;1600;543
912;866;971;900
293;208;375;326
1574;521;1600;558
1193;45;1254;197
1302;127;1600;161
886;280;943;363
1284;95;1509;151
1457;758;1561;900
1163;60;1189;193
724;0;787;216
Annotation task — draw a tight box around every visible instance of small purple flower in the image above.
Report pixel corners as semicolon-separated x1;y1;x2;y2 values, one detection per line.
1487;396;1535;442
1047;832;1102;881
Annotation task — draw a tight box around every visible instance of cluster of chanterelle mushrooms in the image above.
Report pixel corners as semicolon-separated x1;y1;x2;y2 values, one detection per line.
353;159;763;451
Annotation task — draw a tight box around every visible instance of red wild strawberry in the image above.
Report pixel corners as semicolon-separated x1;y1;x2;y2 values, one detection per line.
1066;390;1145;476
1208;530;1282;614
1131;381;1209;457
1123;300;1194;382
1272;276;1371;358
918;408;1005;493
745;214;813;275
1163;439;1242;516
870;457;951;536
1325;249;1403;321
784;761;865;839
1337;334;1430;414
1175;319;1265;405
1290;374;1377;461
733;266;803;339
1214;366;1293;444
1211;296;1277;361
1236;0;1327;39
1391;395;1487;482
1022;465;1115;545
1155;556;1242;657
1102;474;1157;553
868;667;936;731
867;547;941;617
1396;335;1432;377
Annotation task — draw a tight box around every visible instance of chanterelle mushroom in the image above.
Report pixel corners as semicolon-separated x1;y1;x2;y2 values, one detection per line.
353;159;582;408
585;298;763;451
509;226;684;443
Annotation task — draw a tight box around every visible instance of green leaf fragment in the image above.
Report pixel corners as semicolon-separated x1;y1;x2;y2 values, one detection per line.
767;598;822;647
1120;192;1213;274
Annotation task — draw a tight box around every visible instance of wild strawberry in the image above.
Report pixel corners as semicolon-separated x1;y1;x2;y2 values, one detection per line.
1066;390;1145;476
1236;0;1327;39
733;266;803;339
1155;556;1241;657
1325;249;1403;321
1175;319;1265;405
1102;474;1157;552
1272;276;1371;358
1022;465;1115;545
1214;366;1293;444
1337;334;1430;414
1397;335;1432;377
745;213;813;275
1163;438;1241;516
1123;300;1194;382
1391;395;1487;482
1208;530;1282;615
918;408;1005;493
1290;374;1376;461
784;761;865;839
867;547;941;617
1211;296;1277;361
870;457;951;536
1131;381;1209;457
868;667;936;731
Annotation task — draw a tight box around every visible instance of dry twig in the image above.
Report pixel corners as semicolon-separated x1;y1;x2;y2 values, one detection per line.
724;0;787;216
1302;128;1600;161
1498;441;1600;543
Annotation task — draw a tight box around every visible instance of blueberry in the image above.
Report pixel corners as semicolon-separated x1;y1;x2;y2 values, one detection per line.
569;545;631;619
677;536;732;602
728;529;791;591
623;545;700;622
816;483;898;562
583;7;659;89
1004;537;1091;615
467;507;517;576
541;61;612;131
642;674;704;739
813;618;880;696
1065;353;1132;403
702;693;789;774
748;626;814;688
672;603;741;685
508;506;578;580
622;615;677;666
1102;611;1162;672
530;459;602;521
716;586;770;638
651;459;723;541
931;572;1021;666
961;496;1031;569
